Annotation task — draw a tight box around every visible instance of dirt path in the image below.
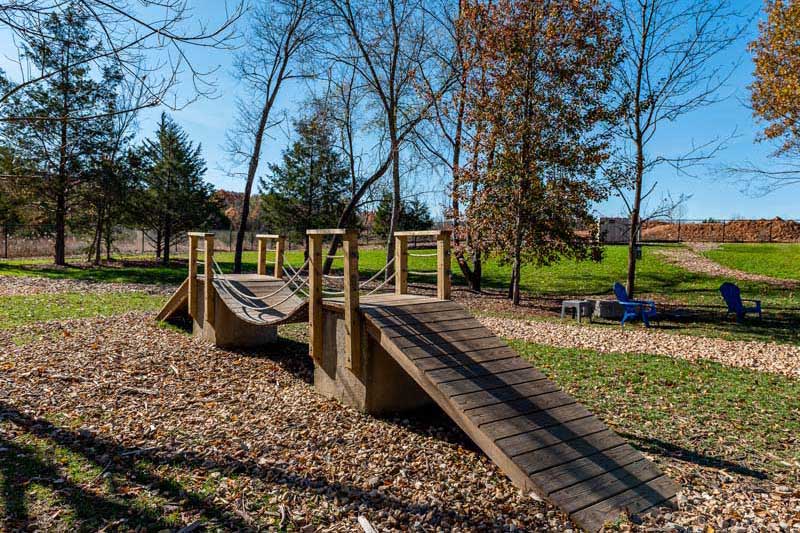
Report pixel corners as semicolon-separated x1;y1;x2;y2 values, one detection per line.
654;244;798;289
0;274;174;296
479;315;800;378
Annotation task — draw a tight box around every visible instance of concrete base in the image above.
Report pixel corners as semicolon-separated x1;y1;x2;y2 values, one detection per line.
593;299;624;320
192;287;277;348
314;309;432;415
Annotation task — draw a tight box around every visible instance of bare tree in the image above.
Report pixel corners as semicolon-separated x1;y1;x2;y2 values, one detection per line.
611;0;746;297
0;0;243;119
225;0;318;273
326;0;454;269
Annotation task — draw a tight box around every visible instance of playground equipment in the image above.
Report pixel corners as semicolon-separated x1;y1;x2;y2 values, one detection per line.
158;229;678;532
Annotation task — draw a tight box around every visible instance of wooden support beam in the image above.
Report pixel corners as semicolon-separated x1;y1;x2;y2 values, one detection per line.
437;230;452;300
188;234;199;318
343;231;361;371
395;234;408;295
204;234;215;327
256;236;268;276
275;236;285;278
307;229;348;235
308;232;323;363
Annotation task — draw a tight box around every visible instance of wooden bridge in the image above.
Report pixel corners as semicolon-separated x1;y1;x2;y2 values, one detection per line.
158;229;678;532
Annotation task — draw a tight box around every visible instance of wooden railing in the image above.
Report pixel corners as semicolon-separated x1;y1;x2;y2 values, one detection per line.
255;234;286;278
187;232;215;326
394;230;451;300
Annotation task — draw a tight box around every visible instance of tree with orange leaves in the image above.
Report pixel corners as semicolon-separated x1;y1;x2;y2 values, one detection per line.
458;0;620;304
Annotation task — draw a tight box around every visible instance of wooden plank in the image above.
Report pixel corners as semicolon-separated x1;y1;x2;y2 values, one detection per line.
394;230;449;236
569;475;677;530
256;236;267;276
343;232;361;371
425;357;533;384
308;233;323;362
473;395;587;433
495;415;609;457
187;231;214;237
388;328;499;349
382;318;483;338
406;341;513;362
452;379;559;411
516;430;628;475
530;443;643;495
307;228;347;235
552;458;665;515
156;278;189;321
365;307;469;326
204;234;215;327
412;349;518;372
275;236;285;278
437;231;451;300
188;234;198;318
395;234;408;295
437;367;547;396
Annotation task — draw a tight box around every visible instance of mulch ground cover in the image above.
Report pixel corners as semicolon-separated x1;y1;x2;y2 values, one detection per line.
2;313;799;531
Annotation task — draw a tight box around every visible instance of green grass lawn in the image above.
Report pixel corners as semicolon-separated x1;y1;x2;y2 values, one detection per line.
0;292;165;329
705;243;800;281
2;243;797;311
511;340;800;481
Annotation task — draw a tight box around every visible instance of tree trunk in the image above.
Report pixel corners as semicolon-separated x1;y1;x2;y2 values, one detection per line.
54;189;66;266
385;130;401;275
93;205;103;265
155;227;162;260
626;134;645;299
162;216;172;266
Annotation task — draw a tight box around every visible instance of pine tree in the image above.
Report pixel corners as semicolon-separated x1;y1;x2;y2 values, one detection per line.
258;110;349;256
1;5;106;265
136;113;222;265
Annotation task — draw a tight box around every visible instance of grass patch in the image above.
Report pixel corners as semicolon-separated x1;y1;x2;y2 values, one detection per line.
510;340;800;480
705;243;800;281
0;292;165;329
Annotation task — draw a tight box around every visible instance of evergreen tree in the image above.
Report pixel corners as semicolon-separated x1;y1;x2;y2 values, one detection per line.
373;192;434;239
135;113;222;265
258;110;349;256
0;5;107;264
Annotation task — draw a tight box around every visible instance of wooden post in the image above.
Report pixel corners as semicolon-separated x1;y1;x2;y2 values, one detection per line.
343;231;361;371
204;233;215;327
437;230;452;300
256;236;268;276
308;232;323;363
188;233;199;318
275;236;285;278
395;234;408;295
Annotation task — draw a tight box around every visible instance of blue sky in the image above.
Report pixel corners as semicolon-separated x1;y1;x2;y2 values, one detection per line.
3;0;799;220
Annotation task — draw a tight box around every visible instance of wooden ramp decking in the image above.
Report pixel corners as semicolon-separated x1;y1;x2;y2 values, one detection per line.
157;274;308;326
155;278;188;321
353;294;678;532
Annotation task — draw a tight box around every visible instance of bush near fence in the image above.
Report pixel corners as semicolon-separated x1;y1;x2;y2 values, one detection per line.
641;218;800;243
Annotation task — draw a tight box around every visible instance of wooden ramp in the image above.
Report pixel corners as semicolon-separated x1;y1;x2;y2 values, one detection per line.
156;278;189;321
357;294;678;532
210;274;308;326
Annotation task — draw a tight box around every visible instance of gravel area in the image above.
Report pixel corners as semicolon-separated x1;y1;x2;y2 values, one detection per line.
0;274;174;296
2;314;798;531
654;245;798;289
479;316;800;378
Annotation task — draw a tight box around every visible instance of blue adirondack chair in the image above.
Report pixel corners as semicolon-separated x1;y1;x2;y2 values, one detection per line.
720;282;762;323
614;282;658;327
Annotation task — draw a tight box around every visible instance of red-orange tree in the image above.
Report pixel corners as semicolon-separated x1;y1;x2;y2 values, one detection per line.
752;0;800;154
458;0;620;304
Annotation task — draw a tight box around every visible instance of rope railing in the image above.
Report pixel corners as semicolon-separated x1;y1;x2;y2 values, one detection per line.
408;252;437;258
210;256;311;307
358;256;396;290
408;270;437;276
366;271;396;296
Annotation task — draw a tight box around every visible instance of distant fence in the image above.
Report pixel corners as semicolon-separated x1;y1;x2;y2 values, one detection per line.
0;225;396;260
599;218;800;244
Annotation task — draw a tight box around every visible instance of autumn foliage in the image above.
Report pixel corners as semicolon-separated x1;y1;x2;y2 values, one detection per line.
751;0;800;155
457;0;620;303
